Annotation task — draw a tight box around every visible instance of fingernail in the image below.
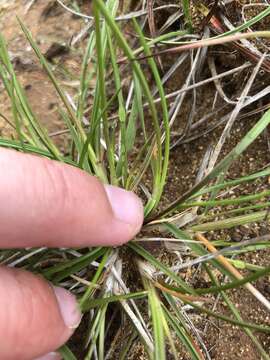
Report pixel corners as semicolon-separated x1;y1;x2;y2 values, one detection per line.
53;286;82;329
34;352;62;360
104;185;144;231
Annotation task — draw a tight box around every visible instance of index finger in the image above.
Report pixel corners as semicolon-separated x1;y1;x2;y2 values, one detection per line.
0;149;143;248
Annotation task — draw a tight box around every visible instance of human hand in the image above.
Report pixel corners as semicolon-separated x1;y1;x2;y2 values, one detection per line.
0;148;143;360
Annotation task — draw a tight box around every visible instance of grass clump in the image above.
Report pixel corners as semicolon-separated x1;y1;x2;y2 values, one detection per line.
0;0;270;359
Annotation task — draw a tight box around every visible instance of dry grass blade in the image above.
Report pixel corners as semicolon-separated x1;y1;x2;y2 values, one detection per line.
24;0;36;14
196;233;270;312
153;281;210;303
208;56;237;104
55;0;181;22
109;265;154;350
163;62;250;103
147;0;163;70
147;0;155;40
198;3;270;72
165;235;270;272
169;49;201;127
207;54;265;171
136;31;270;60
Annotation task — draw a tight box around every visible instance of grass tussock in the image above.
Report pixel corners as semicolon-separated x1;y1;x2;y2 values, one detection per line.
0;0;270;359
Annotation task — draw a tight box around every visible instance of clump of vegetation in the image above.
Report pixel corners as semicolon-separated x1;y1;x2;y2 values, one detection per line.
0;0;270;359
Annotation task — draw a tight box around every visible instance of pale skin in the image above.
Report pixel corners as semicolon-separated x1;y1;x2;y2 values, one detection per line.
0;148;144;360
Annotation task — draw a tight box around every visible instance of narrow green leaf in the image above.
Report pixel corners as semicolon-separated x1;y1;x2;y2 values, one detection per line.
82;291;148;311
154;108;270;219
59;345;77;360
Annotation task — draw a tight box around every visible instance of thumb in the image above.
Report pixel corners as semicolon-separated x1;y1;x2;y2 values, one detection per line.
0;266;81;360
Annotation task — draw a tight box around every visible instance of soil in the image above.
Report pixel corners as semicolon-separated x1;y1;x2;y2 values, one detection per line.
0;1;269;359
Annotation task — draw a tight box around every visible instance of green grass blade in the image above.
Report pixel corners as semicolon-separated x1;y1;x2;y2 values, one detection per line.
182;297;270;333
59;345;77;360
192;167;270;198
93;0;163;207
154;108;270;219
197;267;270;294
42;248;106;281
82;291;148;311
148;285;166;360
18;19;107;181
79;248;111;308
106;26;128;185
206;266;270;360
132;19;170;215
128;242;195;294
77;31;96;122
191;210;269;232
0;138;75;164
78;89;121;169
163;301;203;360
0;34;61;157
93;2;117;184
183;0;193;32
180;189;270;209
